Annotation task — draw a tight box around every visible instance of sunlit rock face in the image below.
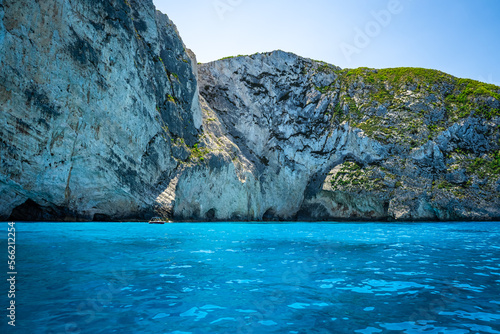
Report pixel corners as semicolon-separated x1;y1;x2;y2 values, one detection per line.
195;52;500;221
188;52;386;221
1;1;499;221
0;0;201;220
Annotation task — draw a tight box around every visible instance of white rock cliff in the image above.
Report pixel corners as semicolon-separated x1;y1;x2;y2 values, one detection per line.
0;0;200;220
1;0;499;221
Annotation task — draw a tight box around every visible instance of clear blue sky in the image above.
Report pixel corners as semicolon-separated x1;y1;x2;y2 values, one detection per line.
153;0;500;86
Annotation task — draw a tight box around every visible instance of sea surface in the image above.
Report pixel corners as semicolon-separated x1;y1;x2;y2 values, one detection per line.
1;221;500;334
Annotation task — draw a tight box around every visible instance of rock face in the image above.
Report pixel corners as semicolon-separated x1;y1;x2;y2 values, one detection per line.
195;53;500;221
1;1;499;221
183;52;387;221
0;0;201;220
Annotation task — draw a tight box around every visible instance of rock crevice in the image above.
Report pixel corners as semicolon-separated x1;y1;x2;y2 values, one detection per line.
1;1;499;221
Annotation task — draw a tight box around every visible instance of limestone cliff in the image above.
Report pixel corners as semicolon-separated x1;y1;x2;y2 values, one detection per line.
0;0;201;220
1;1;499;221
194;52;500;221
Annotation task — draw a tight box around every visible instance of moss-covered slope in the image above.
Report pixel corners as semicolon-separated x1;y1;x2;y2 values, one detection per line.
197;52;500;221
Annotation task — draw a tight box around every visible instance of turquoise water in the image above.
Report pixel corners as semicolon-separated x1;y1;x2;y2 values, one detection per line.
1;222;500;334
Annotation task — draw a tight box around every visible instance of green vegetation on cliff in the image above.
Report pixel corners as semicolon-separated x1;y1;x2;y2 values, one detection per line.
310;65;500;209
197;51;500;221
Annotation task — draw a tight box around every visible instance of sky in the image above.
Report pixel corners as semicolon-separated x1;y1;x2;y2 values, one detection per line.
152;0;500;86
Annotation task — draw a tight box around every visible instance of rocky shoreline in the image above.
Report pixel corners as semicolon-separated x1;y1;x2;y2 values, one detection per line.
1;1;499;221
